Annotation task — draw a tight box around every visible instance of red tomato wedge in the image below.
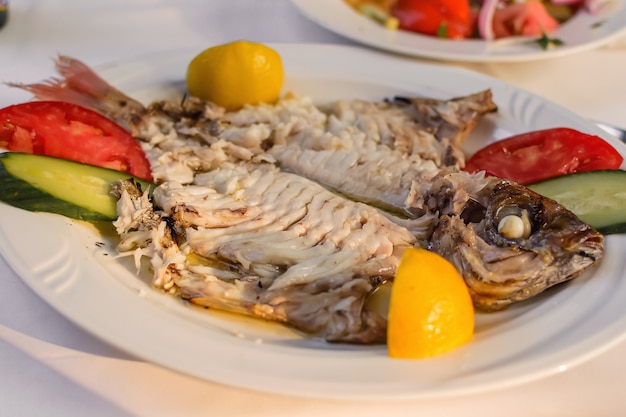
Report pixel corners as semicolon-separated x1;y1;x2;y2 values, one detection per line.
392;0;472;39
0;101;152;181
492;2;559;39
464;127;624;185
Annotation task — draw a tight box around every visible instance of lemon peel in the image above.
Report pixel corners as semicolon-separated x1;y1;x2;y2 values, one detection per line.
387;247;474;359
186;40;284;111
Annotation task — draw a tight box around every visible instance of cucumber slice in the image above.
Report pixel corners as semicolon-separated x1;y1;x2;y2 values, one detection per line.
0;152;152;221
528;170;626;235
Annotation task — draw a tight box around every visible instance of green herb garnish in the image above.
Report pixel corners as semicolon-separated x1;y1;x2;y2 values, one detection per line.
592;20;607;29
437;22;449;38
534;30;564;50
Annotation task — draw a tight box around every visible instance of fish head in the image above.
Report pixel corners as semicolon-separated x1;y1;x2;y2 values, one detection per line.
429;173;604;311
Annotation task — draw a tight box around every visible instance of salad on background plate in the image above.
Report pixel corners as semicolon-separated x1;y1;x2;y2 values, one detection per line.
290;0;626;61
345;0;612;42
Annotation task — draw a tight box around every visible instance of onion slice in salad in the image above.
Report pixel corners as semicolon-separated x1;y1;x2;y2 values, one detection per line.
478;0;499;40
584;0;614;13
550;0;582;4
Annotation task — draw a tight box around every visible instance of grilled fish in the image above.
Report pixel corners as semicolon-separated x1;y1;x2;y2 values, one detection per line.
9;55;605;343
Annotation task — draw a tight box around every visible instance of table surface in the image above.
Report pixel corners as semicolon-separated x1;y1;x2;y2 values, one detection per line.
1;1;626;416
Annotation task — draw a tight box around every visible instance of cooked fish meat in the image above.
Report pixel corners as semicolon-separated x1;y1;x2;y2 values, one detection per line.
10;55;605;343
213;89;497;217
113;164;421;343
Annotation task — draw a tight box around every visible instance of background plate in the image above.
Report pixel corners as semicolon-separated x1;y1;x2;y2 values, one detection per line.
290;0;626;62
1;44;626;400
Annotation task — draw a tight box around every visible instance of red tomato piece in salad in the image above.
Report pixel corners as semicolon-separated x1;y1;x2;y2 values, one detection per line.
0;101;153;181
392;0;472;39
464;127;624;185
492;1;559;38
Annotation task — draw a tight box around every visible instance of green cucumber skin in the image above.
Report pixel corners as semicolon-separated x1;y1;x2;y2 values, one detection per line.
0;152;152;221
597;223;626;235
0;161;110;220
529;170;626;235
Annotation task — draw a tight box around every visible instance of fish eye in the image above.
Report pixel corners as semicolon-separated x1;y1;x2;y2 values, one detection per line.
495;206;532;239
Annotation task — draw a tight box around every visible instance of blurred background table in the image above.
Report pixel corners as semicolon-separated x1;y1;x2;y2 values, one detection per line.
1;1;625;416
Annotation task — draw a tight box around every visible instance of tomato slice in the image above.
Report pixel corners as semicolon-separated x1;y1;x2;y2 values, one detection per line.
0;101;152;181
464;127;624;185
492;2;559;39
392;0;472;39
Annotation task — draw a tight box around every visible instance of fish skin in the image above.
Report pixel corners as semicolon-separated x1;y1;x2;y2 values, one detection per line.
9;56;606;343
397;93;497;142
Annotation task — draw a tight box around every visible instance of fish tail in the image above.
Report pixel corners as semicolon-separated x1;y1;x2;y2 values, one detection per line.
6;54;145;130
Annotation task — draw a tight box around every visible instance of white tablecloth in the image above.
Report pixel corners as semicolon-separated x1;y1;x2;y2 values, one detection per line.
1;1;625;415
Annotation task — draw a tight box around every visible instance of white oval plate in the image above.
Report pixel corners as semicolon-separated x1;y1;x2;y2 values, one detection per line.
1;44;626;400
291;0;626;62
